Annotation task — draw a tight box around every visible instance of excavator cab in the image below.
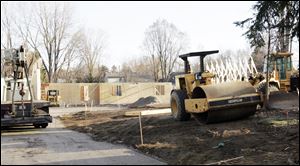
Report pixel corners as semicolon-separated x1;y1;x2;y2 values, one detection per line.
269;52;298;91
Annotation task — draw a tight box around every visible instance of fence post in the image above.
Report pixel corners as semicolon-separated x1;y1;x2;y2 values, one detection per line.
139;112;144;145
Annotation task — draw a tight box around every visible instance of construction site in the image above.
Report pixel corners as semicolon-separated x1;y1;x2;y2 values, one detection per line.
1;47;299;165
1;1;299;165
57;51;299;165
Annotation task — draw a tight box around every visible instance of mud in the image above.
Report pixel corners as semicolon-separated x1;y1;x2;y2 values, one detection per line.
60;107;299;165
59;91;299;165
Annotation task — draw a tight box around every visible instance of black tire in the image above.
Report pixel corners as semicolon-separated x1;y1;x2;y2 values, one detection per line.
170;90;191;121
33;124;40;128
41;123;48;128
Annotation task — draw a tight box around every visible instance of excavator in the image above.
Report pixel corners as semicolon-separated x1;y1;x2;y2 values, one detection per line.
171;50;263;123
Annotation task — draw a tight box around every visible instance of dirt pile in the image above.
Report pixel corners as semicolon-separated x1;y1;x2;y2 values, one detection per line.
128;96;160;108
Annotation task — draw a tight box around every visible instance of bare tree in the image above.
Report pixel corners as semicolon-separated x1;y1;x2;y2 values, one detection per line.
36;3;74;82
117;56;153;82
1;2;15;76
143;43;159;81
80;29;106;83
10;2;74;83
96;65;109;82
2;2;108;83
57;30;85;82
143;19;188;81
111;65;117;73
1;2;13;49
120;62;133;82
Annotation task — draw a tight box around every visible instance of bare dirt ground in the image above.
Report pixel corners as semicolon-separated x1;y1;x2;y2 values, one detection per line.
60;92;299;165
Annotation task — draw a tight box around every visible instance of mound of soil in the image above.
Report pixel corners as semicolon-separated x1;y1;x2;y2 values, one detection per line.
128;96;160;108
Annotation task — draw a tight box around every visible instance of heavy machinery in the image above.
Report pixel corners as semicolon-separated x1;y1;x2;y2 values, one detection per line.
47;89;60;107
250;51;299;93
170;50;263;123
1;46;52;128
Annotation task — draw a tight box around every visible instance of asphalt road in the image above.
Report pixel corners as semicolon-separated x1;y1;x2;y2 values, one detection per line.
1;107;165;165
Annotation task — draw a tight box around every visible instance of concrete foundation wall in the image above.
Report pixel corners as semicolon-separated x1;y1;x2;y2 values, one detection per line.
41;83;172;106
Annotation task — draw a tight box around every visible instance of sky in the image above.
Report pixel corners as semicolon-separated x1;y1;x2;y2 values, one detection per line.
72;1;260;68
2;1;299;69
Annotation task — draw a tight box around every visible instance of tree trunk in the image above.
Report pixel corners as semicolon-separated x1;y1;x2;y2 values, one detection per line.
151;54;157;82
264;27;271;110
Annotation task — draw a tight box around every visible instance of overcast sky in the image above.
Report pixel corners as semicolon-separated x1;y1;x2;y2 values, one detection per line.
72;1;260;68
3;1;299;68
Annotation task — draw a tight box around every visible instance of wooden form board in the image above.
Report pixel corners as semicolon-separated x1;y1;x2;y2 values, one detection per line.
125;108;171;117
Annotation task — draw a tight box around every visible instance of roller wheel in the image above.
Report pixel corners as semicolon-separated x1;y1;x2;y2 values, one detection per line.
170;90;191;121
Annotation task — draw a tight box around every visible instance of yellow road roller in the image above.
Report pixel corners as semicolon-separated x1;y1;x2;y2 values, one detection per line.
171;50;263;123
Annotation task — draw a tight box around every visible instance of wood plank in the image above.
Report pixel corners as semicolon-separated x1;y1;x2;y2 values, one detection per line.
205;156;244;165
125;108;171;117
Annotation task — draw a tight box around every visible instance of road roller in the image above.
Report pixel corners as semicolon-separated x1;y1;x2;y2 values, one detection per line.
170;50;263;123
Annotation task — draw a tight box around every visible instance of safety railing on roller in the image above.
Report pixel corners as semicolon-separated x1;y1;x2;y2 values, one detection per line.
205;55;258;84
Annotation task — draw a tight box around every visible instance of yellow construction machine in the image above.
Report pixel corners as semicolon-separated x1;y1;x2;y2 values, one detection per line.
271;52;299;91
47;90;60;107
171;50;263;123
250;52;299;93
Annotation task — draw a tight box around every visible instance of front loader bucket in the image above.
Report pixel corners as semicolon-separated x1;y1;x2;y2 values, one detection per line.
188;81;262;123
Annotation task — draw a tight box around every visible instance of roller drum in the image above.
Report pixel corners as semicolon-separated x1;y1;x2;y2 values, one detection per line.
192;81;261;123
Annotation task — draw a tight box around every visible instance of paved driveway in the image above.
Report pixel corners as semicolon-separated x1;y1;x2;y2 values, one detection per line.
1;107;165;165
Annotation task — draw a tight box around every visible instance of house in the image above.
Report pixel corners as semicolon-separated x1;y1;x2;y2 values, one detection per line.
105;73;126;83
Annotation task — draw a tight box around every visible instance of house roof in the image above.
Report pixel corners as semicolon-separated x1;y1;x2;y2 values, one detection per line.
106;73;125;78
